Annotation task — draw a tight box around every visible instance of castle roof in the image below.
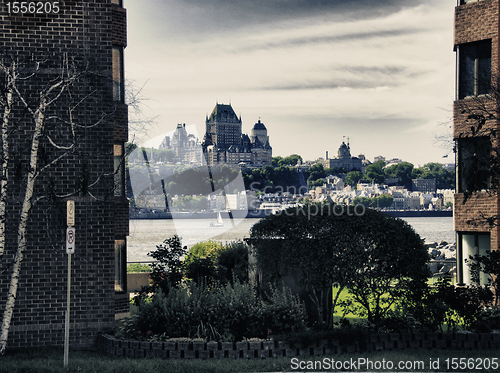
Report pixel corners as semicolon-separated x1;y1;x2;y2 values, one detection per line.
207;103;241;123
253;119;266;130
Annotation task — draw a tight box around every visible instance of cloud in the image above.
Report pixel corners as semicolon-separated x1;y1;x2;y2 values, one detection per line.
126;0;456;165
135;0;434;39
227;27;423;54
180;0;433;22
252;62;427;91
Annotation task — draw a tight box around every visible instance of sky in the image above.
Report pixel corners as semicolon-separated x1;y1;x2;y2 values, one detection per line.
124;0;457;167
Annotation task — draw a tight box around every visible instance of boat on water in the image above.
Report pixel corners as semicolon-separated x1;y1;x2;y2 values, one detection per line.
209;211;224;227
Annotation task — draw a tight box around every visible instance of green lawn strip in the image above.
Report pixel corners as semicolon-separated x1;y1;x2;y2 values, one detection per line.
1;348;499;373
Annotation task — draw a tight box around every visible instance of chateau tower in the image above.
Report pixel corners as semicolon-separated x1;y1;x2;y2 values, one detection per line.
205;103;242;151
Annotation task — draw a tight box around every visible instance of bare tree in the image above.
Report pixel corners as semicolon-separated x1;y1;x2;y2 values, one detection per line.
125;79;158;146
0;55;114;355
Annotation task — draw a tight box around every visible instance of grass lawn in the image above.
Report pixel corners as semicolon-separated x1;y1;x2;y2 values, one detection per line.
1;347;499;373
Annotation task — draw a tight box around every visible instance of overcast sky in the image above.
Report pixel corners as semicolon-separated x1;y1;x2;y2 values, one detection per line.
125;0;456;166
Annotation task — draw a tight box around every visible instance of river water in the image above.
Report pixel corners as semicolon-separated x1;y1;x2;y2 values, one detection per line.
127;216;454;263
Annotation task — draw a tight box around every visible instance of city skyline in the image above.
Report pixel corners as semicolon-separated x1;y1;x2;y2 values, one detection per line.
125;0;455;167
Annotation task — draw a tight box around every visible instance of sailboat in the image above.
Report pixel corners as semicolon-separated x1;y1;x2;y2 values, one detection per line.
210;211;224;227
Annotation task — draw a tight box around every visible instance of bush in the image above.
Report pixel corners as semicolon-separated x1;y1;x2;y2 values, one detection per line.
184;241;249;286
258;285;306;336
472;306;500;333
394;275;493;332
118;281;306;342
217;241;249;284
136;235;186;299
127;263;151;273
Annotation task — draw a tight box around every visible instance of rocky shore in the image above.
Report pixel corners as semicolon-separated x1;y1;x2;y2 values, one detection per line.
425;241;456;275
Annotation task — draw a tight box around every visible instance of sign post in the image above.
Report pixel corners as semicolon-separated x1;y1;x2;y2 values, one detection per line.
67;200;75;227
64;201;75;368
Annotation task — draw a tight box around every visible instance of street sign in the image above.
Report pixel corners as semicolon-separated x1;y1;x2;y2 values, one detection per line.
66;227;75;254
67;200;75;227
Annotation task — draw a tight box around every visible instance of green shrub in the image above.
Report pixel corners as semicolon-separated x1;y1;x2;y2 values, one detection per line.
391;275;493;332
258;285;306;336
218;241;249;284
127;263;151;273
118;281;306;342
472;306;500;332
183;240;249;286
136;235;186;300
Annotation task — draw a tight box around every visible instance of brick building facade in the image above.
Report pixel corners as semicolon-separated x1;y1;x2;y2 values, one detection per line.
0;0;128;349
453;0;500;285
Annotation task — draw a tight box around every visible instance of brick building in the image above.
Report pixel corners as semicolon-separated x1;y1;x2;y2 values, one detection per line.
0;0;128;349
453;0;499;285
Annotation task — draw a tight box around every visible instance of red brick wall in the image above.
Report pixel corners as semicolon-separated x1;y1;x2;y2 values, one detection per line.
0;1;128;349
454;0;500;255
112;6;127;47
455;0;499;46
455;0;500;84
453;98;500;139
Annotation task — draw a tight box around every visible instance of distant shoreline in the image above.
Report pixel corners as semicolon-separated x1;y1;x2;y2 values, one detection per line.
381;210;452;218
130;209;453;220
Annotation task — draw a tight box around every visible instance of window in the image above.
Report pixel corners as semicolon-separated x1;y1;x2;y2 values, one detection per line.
112;47;124;102
115;239;127;292
457;136;490;193
457;233;490;285
114;144;125;197
458;40;491;99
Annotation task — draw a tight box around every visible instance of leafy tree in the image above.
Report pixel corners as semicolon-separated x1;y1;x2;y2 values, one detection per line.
217;241;249;284
337;211;429;324
243;163;302;193
364;160;385;184
185;240;224;264
137;235;187;298
352;196;373;208
377;194;394;208
352;194;393;209
304;163;326;188
468;250;500;306
400;274;491;332
184;240;249;286
183;240;224;285
346;171;363;186
277;154;302;167
249;205;429;327
412;163;455;189
384;162;414;189
271;156;283;167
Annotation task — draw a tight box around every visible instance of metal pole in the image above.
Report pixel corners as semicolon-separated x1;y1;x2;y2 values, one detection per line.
64;252;71;367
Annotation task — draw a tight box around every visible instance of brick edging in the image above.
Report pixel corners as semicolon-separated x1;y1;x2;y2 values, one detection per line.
97;332;500;359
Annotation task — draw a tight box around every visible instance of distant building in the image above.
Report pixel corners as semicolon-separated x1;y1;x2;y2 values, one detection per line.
412;178;437;193
385;158;403;167
159;124;203;165
323;140;362;172
437;189;454;207
202;103;272;166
